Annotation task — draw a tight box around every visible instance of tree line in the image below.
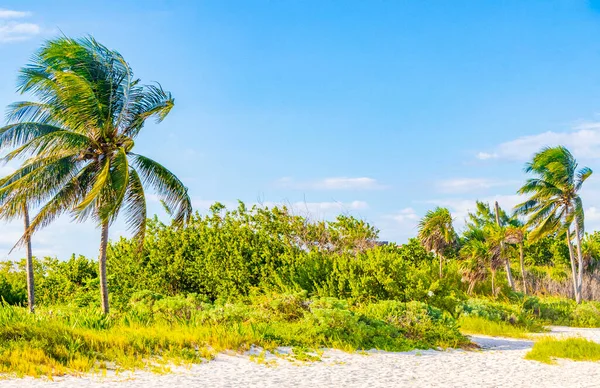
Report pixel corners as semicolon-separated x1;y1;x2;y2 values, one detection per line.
418;146;596;303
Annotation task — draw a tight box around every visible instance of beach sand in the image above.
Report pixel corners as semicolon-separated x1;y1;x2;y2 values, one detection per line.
2;327;598;388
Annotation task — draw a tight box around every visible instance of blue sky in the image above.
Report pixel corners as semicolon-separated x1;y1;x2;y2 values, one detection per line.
3;1;600;259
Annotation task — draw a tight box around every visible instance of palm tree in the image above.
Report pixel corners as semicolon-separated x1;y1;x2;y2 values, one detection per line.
418;207;456;278
484;223;509;297
466;200;516;291
459;238;489;295
0;36;192;314
515;146;592;303
0;177;35;312
505;224;527;295
581;233;600;274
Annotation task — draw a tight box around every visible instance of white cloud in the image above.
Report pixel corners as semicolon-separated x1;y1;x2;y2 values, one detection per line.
277;176;385;190
476;152;498;160
436;178;515;193
379;208;419;242
0;9;40;43
476;121;600;161
0;9;30;18
386;207;419;223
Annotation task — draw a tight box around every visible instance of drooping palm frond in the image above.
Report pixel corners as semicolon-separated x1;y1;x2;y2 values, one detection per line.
130;153;192;225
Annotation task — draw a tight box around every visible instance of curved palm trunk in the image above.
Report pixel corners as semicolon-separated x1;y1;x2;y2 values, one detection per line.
519;242;527;295
23;204;34;314
99;220;110;314
565;226;581;303
495;202;515;291
438;253;443;278
573;220;585;303
491;269;496;297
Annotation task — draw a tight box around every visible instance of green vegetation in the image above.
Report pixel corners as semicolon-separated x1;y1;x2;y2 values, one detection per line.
525;337;600;364
458;316;531;339
0;294;467;377
0;35;599;378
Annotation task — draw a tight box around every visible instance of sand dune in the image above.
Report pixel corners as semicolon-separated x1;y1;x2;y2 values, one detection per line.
2;327;599;388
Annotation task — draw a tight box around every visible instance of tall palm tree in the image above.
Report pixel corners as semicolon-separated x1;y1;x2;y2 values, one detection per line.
515;146;592;303
0;36;192;314
505;224;527;295
484;223;509;297
0;176;35;312
418;207;456;278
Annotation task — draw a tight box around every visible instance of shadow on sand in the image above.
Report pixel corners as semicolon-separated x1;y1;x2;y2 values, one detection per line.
469;336;534;351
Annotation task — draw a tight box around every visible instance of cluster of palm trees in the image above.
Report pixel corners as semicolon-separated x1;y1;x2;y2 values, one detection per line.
418;146;593;303
0;36;192;314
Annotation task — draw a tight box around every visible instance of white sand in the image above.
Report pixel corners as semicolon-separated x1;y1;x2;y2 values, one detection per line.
2;327;599;388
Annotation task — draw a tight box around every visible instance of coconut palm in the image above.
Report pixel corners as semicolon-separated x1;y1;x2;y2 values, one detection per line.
581;233;600;274
417;207;456;278
0;180;35;312
459;237;488;295
0;36;192;314
484;224;510;297
466;200;516;291
515;146;592;303
505;224;528;294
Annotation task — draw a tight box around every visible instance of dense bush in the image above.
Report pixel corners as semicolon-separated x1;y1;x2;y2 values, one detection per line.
524;296;600;327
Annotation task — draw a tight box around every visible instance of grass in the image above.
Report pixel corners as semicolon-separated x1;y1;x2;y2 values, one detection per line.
525;337;600;364
458;316;533;339
0;295;468;378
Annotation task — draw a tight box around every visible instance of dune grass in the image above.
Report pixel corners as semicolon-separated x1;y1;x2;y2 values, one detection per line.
0;296;468;378
525;337;600;364
458;316;533;338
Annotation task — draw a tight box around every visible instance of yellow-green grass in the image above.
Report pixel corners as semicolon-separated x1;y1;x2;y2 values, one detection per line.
0;299;468;378
458;316;533;339
525;337;600;364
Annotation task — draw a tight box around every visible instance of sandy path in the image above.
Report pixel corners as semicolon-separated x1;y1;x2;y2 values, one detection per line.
1;327;599;388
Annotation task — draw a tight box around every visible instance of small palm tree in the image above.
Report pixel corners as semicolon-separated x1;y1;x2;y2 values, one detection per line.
418;207;456;278
0;37;192;314
459;238;488;295
505;225;527;294
466;200;517;291
515;146;592;303
484;224;509;297
581;233;600;274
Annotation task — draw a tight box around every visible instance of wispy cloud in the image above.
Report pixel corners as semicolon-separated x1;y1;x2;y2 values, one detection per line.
476;121;600;161
436;178;516;194
0;9;40;43
0;9;30;18
276;176;385;190
385;207;419;223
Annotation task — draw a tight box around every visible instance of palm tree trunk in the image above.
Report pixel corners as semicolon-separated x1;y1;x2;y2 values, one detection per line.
573;220;585;303
23;204;34;314
491;270;496;297
519;242;527;295
439;253;443;278
99;220;110;314
495;201;515;291
565;226;581;303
